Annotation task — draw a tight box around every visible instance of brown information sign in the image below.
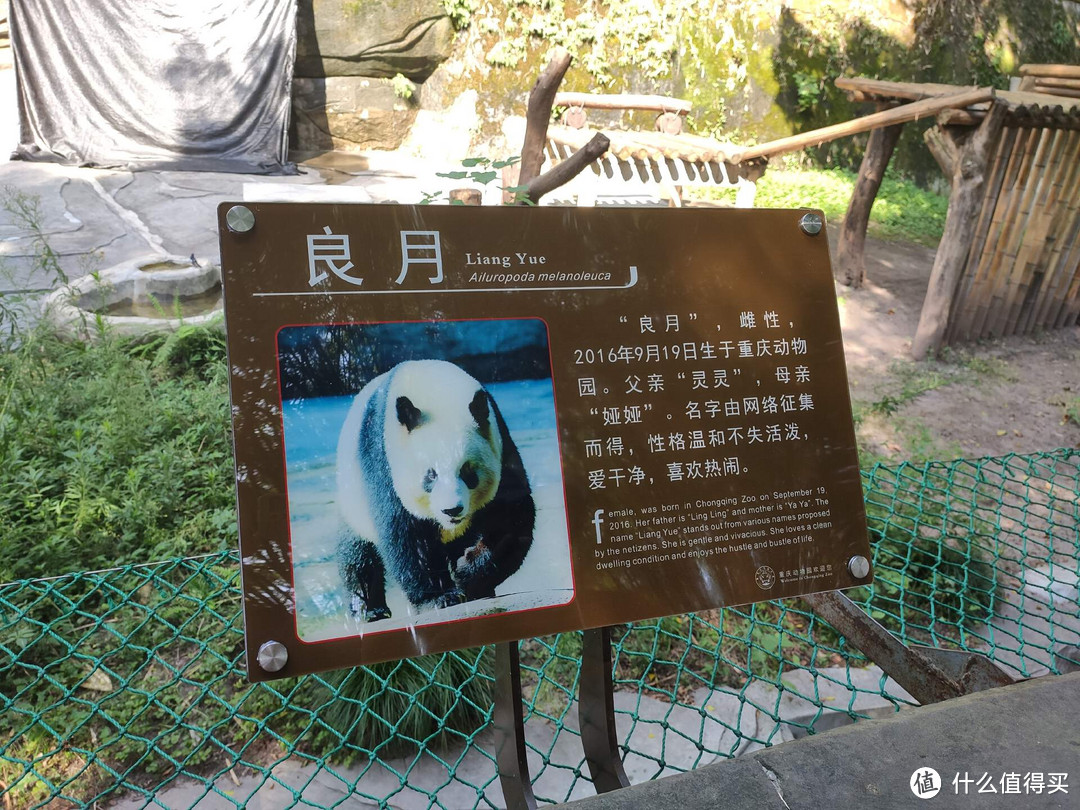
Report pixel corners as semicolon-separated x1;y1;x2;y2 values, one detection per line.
219;204;872;681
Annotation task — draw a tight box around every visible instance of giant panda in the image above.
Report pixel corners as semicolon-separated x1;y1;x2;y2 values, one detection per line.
335;360;535;622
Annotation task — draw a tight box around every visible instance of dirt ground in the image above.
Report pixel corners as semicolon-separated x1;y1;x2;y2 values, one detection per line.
834;231;1080;463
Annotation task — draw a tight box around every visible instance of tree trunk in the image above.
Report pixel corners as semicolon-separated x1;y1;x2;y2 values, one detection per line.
517;49;572;189
835;120;903;287
911;102;1007;360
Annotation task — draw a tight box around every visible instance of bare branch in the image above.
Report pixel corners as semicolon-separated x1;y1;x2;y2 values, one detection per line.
522;133;609;205
518;48;572;188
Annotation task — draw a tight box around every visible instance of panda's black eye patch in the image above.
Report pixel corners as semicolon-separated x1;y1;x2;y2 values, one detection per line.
422;469;437;492
460;463;479;490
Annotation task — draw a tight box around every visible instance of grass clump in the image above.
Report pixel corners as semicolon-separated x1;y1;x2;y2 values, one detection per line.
311;649;493;759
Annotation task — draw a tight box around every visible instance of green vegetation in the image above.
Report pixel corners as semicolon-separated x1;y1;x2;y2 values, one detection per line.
1052;395;1080;427
0;324;235;582
445;0;1079;179
854;497;998;638
313;649;493;758
391;72;416;101
690;166;949;245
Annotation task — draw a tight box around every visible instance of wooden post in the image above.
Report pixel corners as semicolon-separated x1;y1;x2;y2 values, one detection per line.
923;125;962;176
835;115;903;288
449;188;483;206
912;102;1007;360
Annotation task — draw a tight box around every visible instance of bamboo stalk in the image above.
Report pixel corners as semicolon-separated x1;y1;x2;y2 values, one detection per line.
972;126;1042;338
1026;130;1080;331
966;126;1033;339
993;128;1053;336
1045;147;1080;329
1006;128;1068;335
1016;129;1079;333
945;125;1014;342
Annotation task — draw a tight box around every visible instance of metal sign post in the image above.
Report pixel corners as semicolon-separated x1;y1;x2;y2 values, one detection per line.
494;641;538;810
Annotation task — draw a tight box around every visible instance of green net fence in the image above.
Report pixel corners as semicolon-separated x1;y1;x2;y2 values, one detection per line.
3;449;1079;808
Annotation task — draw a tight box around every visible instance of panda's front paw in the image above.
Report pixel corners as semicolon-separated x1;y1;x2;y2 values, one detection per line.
433;588;466;609
455;541;493;580
350;595;392;622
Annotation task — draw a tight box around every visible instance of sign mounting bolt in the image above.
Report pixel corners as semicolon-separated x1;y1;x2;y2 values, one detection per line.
847;555;871;579
799;212;824;236
226;205;256;234
257;640;288;673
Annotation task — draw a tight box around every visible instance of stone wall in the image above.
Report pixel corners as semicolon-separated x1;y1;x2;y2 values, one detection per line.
290;0;454;152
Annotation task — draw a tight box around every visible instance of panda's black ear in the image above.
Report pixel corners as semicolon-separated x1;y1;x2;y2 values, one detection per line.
469;390;490;433
396;396;422;432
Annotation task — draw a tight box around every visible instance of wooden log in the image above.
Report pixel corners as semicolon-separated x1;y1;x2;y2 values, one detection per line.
553;92;692;115
924;126;962;175
936;105;1073;129
449;188;482;206
1019;64;1080;79
523;132;610;205
835;77;981;101
518;49;573;190
514;51;619;205
1032;76;1080;92
1032;84;1080;100
732;88;995;163
937;109;984;127
835;115;903;288
912;102;1007;359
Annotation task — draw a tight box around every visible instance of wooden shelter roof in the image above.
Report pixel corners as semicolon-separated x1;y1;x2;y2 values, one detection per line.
836;77;1080;129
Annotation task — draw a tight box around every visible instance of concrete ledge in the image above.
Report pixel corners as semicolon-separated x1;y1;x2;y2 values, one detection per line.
564;672;1080;809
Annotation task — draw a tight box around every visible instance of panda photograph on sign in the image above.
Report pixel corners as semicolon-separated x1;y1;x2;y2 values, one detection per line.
276;318;574;641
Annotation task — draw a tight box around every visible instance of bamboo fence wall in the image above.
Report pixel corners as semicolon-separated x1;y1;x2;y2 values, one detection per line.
945;116;1080;344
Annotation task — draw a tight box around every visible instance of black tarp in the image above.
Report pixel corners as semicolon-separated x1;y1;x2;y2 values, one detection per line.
10;0;296;173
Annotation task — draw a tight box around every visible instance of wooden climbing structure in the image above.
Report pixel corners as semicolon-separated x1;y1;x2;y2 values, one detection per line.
835;68;1080;357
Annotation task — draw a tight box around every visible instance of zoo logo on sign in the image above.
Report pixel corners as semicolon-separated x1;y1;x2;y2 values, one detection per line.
755;566;776;590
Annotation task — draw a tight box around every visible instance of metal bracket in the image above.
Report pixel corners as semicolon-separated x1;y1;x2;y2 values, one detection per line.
804;591;1015;704
911;644;1017;693
579;626;630;792
494;640;537;810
